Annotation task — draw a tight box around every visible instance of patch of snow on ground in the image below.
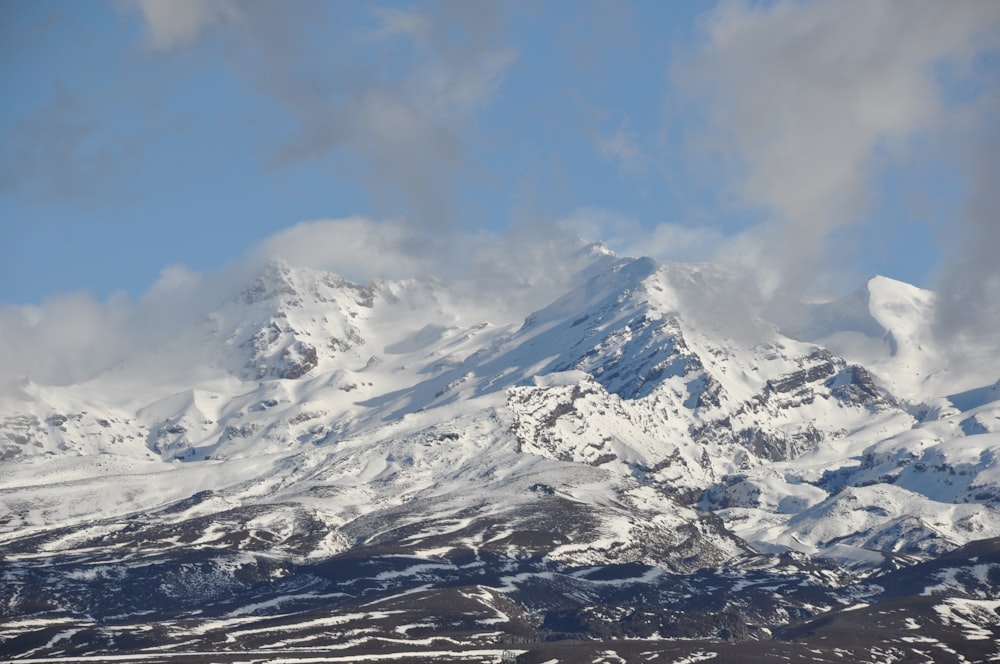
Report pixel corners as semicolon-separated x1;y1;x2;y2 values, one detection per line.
665;652;718;664
933;598;1000;640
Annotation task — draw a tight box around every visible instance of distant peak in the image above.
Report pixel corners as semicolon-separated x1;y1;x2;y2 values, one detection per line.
605;254;658;277
865;273;927;292
241;257;299;305
863;274;933;308
262;255;292;273
864;274;900;295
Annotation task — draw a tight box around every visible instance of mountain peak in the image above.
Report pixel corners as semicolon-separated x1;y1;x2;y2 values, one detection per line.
863;274;933;315
208;260;387;381
580;240;617;258
240;256;299;305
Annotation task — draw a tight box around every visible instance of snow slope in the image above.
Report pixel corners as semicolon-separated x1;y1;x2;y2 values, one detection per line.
1;248;999;660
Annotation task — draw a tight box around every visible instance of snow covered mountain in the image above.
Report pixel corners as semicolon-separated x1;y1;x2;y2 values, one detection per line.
2;249;999;662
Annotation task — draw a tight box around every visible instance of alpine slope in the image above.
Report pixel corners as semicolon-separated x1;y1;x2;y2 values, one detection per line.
2;245;999;663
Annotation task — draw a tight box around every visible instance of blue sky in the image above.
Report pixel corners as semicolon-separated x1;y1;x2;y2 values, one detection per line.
1;0;998;308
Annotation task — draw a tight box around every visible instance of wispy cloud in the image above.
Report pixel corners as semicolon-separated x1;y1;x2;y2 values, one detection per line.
558;207;724;265
256;216;608;323
0;215;607;385
129;0;242;51
367;6;431;42
597;120;643;174
0;89;102;201
126;1;517;226
674;0;1000;296
255;217;435;282
933;91;1000;350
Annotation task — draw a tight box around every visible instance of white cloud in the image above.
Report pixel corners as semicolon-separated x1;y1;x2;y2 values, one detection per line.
0;292;128;385
557;207;725;265
254;217;436;282
676;0;1000;292
256;216;608;323
130;0;241;50
0;216;615;385
0;261;242;386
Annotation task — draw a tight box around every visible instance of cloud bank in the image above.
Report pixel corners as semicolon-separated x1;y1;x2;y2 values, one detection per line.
676;0;1000;301
933;92;1000;350
0;216;608;386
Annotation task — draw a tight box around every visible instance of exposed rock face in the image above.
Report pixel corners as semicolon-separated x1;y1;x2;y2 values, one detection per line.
225;259;372;380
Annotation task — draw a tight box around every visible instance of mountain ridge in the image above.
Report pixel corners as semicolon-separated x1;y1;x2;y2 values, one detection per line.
1;251;999;661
